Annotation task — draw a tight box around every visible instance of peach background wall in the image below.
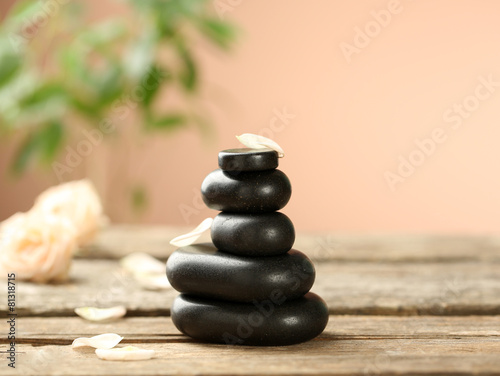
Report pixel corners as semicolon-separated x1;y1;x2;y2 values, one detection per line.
1;0;500;233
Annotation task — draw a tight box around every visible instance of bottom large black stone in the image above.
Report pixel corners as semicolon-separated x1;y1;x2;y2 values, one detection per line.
171;292;329;346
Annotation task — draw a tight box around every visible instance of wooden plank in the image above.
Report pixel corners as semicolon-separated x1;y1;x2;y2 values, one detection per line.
11;341;500;376
80;225;500;262
10;316;500;342
2;259;500;317
4;316;500;376
77;225;197;260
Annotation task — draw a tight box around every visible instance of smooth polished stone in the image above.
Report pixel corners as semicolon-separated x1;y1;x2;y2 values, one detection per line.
166;243;315;302
171;292;329;346
218;148;278;172
201;169;291;213
211;212;295;256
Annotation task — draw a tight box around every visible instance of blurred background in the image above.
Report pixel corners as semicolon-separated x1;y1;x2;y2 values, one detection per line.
0;0;499;234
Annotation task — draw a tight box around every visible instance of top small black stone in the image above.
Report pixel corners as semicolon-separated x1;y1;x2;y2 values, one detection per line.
218;148;279;172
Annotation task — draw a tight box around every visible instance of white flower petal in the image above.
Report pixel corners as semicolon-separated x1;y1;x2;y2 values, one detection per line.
74;306;127;322
72;333;123;349
236;133;285;158
95;346;155;361
134;273;171;290
170;218;213;247
0;212;76;283
119;252;165;275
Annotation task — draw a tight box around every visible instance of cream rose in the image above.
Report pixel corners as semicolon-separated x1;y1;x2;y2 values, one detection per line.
0;212;76;283
33;179;107;246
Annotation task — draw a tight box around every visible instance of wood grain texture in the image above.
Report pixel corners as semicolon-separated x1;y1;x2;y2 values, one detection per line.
10;316;500;342
4;316;500;376
3;230;500;375
1;259;499;316
80;225;500;262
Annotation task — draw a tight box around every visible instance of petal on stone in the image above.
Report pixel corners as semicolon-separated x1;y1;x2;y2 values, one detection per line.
236;133;285;158
170;218;213;247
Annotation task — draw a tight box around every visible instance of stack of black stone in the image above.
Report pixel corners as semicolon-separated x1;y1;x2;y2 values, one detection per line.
166;148;328;346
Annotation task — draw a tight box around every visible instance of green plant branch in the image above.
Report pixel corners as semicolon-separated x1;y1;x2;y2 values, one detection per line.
0;0;236;175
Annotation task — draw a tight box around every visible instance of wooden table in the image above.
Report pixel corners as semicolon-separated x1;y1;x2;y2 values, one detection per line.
2;226;500;375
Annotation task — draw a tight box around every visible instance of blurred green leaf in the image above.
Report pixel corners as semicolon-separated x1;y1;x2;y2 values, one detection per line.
124;31;157;80
58;49;104;116
1;0;236;179
39;121;64;163
124;0;156;12
59;47;89;82
15;83;67;125
165;0;205;15
0;70;39;126
77;19;127;48
68;95;102;120
0;54;21;86
131;184;148;214
4;0;42;29
11;132;39;174
10;121;64;174
140;65;170;107
151;0;204;26
147;114;187;130
176;40;197;92
198;18;236;49
96;65;123;105
20;83;64;107
65;2;86;18
0;47;22;86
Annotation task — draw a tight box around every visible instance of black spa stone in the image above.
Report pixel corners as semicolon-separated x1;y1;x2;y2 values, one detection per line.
211;212;295;256
166;243;315;302
171;292;329;346
218;148;278;172
201;169;291;213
